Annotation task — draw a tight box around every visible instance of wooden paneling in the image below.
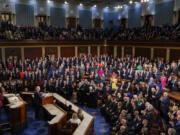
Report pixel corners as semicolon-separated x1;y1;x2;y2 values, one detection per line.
93;18;102;28
154;48;166;60
124;47;132;56
5;48;21;60
42;96;53;105
100;46;113;56
117;46;122;57
100;46;105;55
91;46;97;56
170;49;180;62
67;17;77;28
135;47;151;59
45;47;58;58
78;46;88;55
61;47;75;57
0;48;2;60
24;47;42;59
1;40;180;47
107;46;114;57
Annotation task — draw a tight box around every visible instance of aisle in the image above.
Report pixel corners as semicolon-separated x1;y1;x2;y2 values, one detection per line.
17;105;48;135
80;106;110;135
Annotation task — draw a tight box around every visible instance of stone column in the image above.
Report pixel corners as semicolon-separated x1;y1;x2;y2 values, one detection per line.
132;46;135;56
58;46;61;58
88;46;91;54
2;48;5;62
75;46;78;57
166;48;170;61
97;46;100;57
114;46;117;58
21;47;24;61
151;48;154;59
42;47;45;58
121;46;124;57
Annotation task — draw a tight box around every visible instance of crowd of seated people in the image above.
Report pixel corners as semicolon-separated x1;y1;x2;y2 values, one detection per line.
0;54;180;135
1;21;180;40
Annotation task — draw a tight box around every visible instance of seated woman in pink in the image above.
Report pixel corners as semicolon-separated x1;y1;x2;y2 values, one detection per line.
99;68;104;78
161;73;167;88
8;61;13;70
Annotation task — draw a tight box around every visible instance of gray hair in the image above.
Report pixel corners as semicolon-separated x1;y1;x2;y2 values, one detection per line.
148;104;153;110
168;128;176;135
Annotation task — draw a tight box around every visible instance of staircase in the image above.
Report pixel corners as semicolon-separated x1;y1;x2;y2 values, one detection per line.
0;122;11;134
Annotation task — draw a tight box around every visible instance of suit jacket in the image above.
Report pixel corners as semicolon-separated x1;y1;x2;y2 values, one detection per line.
143;87;152;98
155;90;162;100
34;91;42;106
161;96;170;112
171;79;178;91
174;121;180;135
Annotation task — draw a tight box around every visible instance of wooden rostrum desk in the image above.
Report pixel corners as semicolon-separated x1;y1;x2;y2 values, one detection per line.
41;94;67;135
4;94;27;134
42;93;95;135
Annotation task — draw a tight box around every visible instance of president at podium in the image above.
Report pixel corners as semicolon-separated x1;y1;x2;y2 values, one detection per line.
34;86;42;120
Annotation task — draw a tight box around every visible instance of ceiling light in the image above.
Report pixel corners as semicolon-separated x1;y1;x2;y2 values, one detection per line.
80;3;83;6
94;5;96;8
64;1;68;4
129;0;133;4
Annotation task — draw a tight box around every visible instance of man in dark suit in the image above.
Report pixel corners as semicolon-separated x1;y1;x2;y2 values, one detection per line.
173;115;180;135
154;85;162;108
34;86;42;120
171;76;178;91
143;84;152;101
160;92;170;122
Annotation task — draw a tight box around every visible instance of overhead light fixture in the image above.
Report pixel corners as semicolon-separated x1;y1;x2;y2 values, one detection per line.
120;6;123;9
129;0;133;4
64;1;68;4
80;3;83;6
47;0;50;3
94;5;96;8
141;0;149;3
106;6;109;8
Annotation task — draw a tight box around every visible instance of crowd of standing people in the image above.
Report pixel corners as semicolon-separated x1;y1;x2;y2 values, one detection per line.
1;21;180;40
0;54;180;135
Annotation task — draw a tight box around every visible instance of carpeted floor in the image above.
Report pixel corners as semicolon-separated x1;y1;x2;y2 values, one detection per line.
1;105;48;135
80;106;110;135
17;105;48;135
1;104;110;135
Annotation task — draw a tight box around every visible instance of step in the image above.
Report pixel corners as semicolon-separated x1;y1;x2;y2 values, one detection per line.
1;128;11;132
0;123;10;126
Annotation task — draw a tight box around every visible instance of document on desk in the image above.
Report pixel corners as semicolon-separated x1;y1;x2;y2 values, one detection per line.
43;104;65;125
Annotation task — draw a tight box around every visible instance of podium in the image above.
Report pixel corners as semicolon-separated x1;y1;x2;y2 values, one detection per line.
4;94;27;133
42;94;67;135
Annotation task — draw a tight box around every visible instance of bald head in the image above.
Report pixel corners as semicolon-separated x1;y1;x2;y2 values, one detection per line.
36;86;41;92
163;92;168;97
168;128;176;135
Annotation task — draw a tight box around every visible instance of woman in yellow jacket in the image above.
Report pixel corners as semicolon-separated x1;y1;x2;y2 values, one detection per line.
111;74;118;90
